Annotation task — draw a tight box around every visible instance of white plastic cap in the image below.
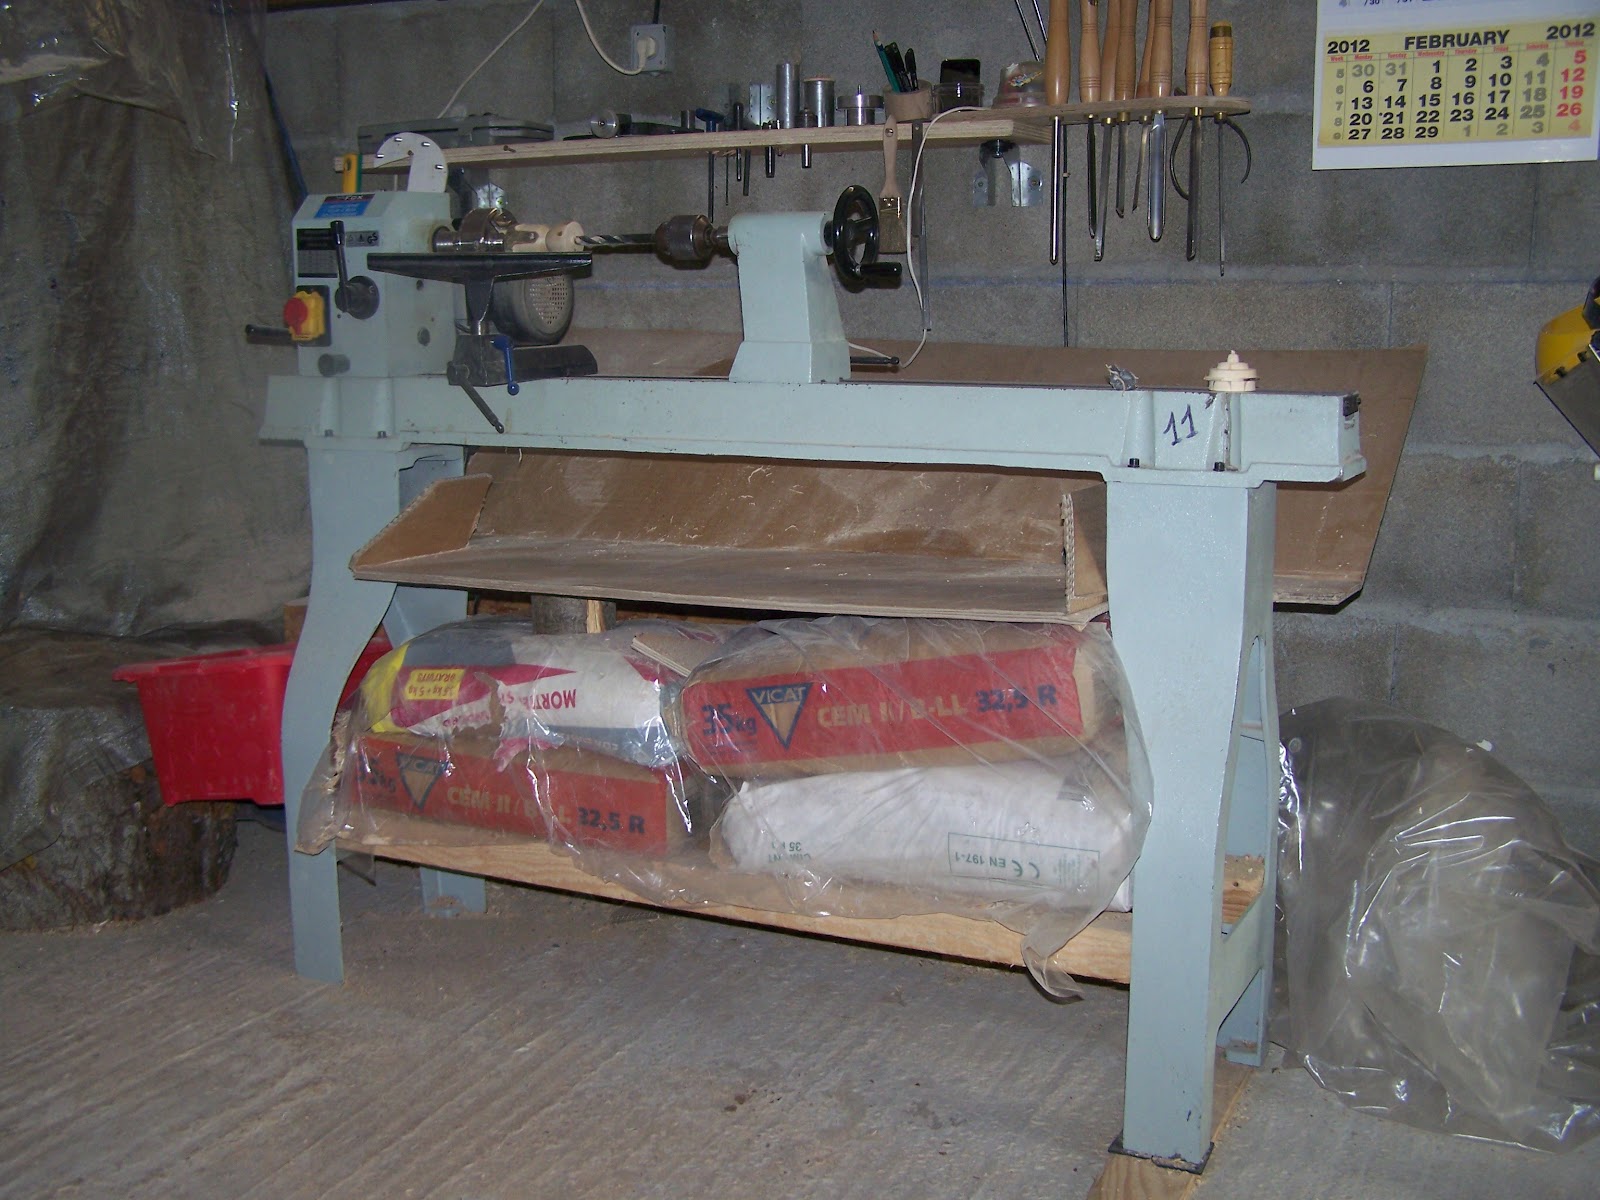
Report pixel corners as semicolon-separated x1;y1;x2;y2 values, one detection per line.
1207;351;1258;393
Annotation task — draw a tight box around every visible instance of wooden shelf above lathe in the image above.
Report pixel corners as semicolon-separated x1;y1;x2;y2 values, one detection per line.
361;97;1252;173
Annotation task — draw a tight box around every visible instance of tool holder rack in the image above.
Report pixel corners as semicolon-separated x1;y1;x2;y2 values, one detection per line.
359;99;1250;171
264;329;1360;1172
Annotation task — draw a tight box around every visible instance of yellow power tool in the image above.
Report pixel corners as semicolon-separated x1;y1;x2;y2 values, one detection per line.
1537;276;1600;456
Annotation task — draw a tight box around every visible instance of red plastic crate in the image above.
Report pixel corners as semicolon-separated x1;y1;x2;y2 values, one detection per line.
114;636;390;806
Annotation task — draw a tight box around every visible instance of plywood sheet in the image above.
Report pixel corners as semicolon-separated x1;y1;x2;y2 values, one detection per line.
349;818;1265;988
353;334;1422;616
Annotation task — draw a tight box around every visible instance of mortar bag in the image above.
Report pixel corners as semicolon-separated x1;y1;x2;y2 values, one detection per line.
356;618;726;768
672;616;1114;779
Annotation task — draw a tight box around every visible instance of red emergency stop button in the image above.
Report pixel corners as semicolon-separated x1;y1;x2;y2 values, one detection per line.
283;289;327;342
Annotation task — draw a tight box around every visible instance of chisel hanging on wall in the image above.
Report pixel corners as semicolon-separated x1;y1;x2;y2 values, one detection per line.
1147;0;1172;241
1045;0;1072;264
1080;0;1101;247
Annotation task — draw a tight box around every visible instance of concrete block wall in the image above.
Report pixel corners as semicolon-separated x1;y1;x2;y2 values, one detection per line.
263;0;1600;850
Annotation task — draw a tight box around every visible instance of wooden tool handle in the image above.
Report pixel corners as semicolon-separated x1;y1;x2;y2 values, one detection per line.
1186;0;1209;96
1045;0;1073;105
1209;21;1233;97
1152;0;1173;97
1137;0;1155;98
1100;0;1120;102
1116;0;1137;102
1079;0;1101;102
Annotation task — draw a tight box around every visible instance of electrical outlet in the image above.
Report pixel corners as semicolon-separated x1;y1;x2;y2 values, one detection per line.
630;23;672;74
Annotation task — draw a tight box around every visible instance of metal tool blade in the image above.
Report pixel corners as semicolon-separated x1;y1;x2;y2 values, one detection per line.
1148;111;1165;242
1086;121;1099;240
1115;120;1127;219
1095;120;1112;259
1216;118;1225;275
1133;120;1145;212
1186;114;1202;262
1049;116;1064;264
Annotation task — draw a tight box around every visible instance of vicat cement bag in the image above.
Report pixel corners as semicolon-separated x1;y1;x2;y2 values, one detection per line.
346;731;711;856
671;616;1111;778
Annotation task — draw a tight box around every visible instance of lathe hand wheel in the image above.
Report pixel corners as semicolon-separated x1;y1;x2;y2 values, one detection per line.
827;185;901;288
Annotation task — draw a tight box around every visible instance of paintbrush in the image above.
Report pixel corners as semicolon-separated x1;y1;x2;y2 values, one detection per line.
877;122;907;254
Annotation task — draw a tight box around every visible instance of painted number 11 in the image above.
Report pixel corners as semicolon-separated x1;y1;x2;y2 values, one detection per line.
1163;404;1197;446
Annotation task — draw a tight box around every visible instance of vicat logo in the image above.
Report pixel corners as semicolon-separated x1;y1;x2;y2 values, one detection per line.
746;682;812;748
395;750;447;812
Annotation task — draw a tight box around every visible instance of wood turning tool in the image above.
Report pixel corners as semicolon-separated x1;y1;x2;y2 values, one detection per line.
1209;21;1249;275
1080;0;1101;248
1133;0;1155;212
1045;0;1073;264
1114;0;1136;219
1095;0;1119;256
1171;12;1250;271
1179;0;1209;262
1146;0;1173;242
1186;0;1209;96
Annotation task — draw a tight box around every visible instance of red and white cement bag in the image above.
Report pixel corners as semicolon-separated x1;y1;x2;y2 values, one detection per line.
346;731;711;856
356;619;726;768
670;616;1113;779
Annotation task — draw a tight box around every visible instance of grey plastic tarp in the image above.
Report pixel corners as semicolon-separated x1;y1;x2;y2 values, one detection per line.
0;0;310;865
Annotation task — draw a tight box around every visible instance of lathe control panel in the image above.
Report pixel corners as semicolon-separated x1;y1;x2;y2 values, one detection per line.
286;191;457;379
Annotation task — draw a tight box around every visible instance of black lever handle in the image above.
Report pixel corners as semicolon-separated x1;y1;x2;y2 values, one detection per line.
244;323;294;346
329;219;380;320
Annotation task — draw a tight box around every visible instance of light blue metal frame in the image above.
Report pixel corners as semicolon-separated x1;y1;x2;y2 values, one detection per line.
268;209;1360;1170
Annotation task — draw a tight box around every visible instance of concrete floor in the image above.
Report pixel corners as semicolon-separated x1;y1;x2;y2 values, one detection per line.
3;823;1596;1200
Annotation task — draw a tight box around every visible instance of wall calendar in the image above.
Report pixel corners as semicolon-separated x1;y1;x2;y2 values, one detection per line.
1314;0;1600;168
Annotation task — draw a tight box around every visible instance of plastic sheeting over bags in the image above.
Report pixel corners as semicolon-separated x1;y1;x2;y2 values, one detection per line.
302;615;1151;996
1277;698;1600;1151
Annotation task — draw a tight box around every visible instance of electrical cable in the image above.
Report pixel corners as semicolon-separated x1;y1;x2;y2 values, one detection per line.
574;0;645;75
899;106;981;369
848;339;897;360
438;0;643;120
437;0;547;118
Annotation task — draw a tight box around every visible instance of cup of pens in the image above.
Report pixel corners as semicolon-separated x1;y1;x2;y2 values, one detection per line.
874;32;933;120
884;84;935;122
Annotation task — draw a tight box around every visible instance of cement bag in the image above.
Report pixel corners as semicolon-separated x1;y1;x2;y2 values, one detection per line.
671;616;1111;778
357;618;726;768
318;730;721;858
717;758;1135;912
680;615;1148;997
1277;699;1600;1151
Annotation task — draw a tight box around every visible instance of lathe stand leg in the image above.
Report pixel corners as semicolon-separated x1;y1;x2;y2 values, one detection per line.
1105;481;1281;1171
379;456;480;919
281;445;466;983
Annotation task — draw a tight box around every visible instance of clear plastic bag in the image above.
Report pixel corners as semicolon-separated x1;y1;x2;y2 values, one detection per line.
302;615;1151;997
1;0;262;159
1277;698;1600;1151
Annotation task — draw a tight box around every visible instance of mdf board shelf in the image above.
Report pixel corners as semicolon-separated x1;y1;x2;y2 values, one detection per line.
361;99;1252;173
